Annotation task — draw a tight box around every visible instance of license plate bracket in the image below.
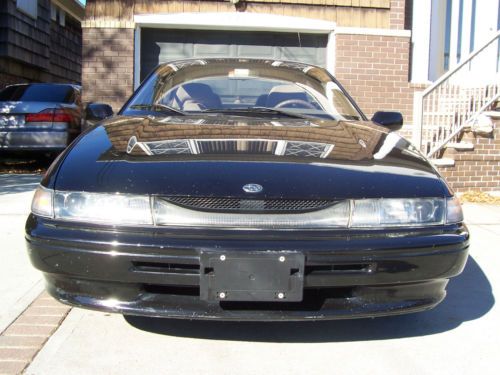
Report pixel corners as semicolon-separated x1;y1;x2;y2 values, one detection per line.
200;251;304;302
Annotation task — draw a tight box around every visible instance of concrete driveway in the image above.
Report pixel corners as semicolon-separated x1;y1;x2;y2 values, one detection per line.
1;174;498;375
0;174;43;334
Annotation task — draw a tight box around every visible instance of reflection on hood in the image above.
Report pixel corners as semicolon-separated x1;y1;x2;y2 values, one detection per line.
102;115;398;162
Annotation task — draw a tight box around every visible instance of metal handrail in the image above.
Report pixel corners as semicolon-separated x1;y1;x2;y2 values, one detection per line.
426;92;500;157
413;29;500;157
421;29;500;99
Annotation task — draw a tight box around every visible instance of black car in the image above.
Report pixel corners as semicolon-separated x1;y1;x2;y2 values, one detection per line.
0;83;83;152
26;59;469;321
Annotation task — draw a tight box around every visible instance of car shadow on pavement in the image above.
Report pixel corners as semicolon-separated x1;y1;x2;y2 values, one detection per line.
0;174;41;195
125;256;494;343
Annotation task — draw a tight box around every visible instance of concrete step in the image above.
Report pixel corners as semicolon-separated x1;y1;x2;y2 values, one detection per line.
429;158;455;167
484;110;500;119
445;142;475;151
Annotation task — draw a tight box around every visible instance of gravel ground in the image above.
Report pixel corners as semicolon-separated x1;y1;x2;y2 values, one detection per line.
0;153;54;175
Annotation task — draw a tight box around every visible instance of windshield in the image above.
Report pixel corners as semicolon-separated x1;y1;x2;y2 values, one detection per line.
122;61;363;121
0;84;75;103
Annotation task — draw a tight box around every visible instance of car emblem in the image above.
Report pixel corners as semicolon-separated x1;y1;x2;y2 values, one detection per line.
242;183;263;193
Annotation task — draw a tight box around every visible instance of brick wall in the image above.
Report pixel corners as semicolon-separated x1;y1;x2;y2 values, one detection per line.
335;33;418;123
82;28;134;112
389;0;406;29
438;124;500;192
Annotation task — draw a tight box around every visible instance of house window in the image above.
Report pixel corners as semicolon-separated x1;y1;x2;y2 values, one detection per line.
59;10;65;26
443;0;452;71
50;3;57;21
497;3;500;72
50;3;66;26
16;0;38;19
456;0;464;63
283;141;333;158
145;140;193;155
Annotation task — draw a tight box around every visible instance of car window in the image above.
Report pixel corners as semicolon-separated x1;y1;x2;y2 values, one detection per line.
123;64;362;121
159;77;322;110
0;84;75;103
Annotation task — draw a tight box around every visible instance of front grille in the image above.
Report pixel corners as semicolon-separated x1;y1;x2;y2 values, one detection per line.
165;196;335;212
132;261;199;274
305;263;373;275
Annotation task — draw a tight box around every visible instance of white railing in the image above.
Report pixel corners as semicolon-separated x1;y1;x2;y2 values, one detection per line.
413;29;500;158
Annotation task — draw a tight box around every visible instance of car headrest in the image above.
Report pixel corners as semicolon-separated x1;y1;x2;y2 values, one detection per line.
177;83;222;109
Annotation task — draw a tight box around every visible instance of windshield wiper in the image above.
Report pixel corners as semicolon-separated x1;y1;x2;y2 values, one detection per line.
202;107;311;119
129;103;186;116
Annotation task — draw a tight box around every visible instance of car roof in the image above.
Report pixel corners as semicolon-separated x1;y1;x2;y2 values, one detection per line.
4;83;81;90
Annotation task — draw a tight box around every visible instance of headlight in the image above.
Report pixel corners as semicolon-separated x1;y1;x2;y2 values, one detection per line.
350;198;446;227
53;191;152;225
31;186;152;225
31;186;54;218
445;196;464;224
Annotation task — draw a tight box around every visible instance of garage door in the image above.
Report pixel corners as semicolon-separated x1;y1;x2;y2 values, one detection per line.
140;29;328;81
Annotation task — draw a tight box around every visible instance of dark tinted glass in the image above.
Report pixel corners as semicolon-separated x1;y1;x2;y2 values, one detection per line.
0;84;74;103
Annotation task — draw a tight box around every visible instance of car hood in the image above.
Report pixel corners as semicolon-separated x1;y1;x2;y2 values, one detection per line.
51;115;450;199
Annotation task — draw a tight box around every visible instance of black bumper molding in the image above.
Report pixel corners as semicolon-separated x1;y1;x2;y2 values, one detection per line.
26;217;469;320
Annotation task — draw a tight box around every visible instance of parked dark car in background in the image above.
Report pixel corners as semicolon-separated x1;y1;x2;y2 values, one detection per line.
26;59;469;321
0;83;83;153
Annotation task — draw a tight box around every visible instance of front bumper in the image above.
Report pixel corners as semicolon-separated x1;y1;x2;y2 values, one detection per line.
25;215;469;321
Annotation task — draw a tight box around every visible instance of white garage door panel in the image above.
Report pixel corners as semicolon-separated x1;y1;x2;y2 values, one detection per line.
140;29;328;81
194;44;232;56
237;45;275;57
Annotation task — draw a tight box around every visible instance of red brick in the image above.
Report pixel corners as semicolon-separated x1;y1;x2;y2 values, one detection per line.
0;361;27;374
0;348;37;361
82;27;134;112
14;315;65;326
0;336;46;348
3;325;57;337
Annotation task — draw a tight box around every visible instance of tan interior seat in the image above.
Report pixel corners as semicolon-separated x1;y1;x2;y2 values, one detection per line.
176;83;222;110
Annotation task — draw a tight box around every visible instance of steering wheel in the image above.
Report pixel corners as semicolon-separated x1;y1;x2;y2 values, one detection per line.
274;99;316;109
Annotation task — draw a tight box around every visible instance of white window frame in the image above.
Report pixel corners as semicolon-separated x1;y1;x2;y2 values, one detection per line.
16;0;38;19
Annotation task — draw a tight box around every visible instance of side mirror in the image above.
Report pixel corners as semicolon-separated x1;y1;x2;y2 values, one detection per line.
371;111;403;130
85;103;114;122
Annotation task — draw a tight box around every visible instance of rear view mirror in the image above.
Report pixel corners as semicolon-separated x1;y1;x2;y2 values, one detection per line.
371;111;403;130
